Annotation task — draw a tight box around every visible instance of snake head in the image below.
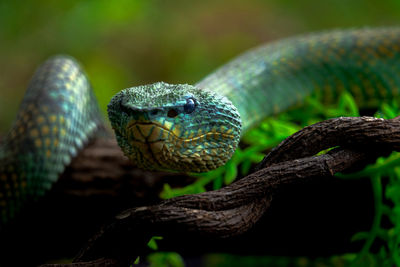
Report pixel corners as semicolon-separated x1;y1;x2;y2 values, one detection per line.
107;82;241;173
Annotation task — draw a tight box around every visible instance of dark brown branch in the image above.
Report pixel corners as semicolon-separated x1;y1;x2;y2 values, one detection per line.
57;138;190;198
39;116;400;267
258;116;400;167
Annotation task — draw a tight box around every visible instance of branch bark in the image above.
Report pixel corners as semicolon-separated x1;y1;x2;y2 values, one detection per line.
57;137;192;199
39;116;400;267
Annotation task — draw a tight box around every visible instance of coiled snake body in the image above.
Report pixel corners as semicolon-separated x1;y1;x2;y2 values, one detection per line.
2;28;400;225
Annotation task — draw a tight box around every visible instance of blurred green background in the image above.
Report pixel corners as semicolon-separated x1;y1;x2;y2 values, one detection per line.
1;1;400;265
0;0;399;133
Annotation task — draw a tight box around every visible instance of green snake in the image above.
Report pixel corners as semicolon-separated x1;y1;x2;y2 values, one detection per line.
2;27;400;226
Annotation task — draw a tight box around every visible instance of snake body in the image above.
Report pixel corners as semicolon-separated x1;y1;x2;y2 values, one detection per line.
2;27;400;225
0;56;102;225
196;27;400;130
109;27;400;173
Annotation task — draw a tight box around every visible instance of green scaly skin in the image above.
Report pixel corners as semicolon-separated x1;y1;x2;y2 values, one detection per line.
107;82;241;172
108;27;400;173
0;56;102;225
2;27;400;226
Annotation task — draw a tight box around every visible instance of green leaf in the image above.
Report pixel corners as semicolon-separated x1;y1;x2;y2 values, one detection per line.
213;175;223;190
337;91;360;117
351;231;370;242
160;184;174;199
147;252;185;267
380;102;398;119
224;161;238;185
241;159;253;176
147;236;163;250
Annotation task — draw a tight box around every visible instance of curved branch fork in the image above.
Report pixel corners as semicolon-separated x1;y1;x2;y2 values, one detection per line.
42;116;400;266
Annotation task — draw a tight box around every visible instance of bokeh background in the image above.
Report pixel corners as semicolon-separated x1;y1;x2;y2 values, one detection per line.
1;1;400;266
1;0;400;133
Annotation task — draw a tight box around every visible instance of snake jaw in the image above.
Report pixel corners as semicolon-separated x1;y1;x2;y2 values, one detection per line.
124;121;167;169
122;120;239;172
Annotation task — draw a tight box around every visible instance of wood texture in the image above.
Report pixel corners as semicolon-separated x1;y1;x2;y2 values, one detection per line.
36;116;400;267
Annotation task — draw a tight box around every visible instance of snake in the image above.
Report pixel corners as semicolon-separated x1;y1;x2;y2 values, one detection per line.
1;27;400;226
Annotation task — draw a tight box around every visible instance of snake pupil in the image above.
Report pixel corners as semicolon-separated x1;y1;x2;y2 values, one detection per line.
167;109;178;118
184;98;196;114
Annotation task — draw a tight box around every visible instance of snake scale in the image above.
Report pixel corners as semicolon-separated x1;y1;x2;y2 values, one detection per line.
1;27;400;226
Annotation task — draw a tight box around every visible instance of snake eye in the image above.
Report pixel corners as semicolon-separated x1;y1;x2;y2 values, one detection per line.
184;98;196;114
167;109;178;118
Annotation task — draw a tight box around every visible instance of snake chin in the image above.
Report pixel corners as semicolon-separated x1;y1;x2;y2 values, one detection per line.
123;121;238;173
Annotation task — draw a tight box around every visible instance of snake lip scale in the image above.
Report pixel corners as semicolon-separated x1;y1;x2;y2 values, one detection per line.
127;120;235;141
2;27;400;226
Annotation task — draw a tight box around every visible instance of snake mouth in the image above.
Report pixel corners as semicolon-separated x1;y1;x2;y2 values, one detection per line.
124;119;237;172
127;120;235;143
127;120;173;140
125;121;171;169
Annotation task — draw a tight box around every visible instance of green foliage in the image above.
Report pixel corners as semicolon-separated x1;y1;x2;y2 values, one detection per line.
147;236;164;251
133;236;184;267
204;253;359;267
336;100;400;266
146;253;185;267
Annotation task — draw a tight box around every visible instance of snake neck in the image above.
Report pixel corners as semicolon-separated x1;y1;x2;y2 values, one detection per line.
197;27;400;133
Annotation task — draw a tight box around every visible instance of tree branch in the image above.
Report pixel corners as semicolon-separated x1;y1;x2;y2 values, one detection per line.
38;116;400;266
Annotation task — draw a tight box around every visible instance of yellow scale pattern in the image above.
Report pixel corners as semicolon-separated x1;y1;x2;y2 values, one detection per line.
0;56;102;225
126;120;235;172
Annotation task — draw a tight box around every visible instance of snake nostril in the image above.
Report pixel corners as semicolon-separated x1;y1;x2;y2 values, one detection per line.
167;109;178;118
120;102;131;115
